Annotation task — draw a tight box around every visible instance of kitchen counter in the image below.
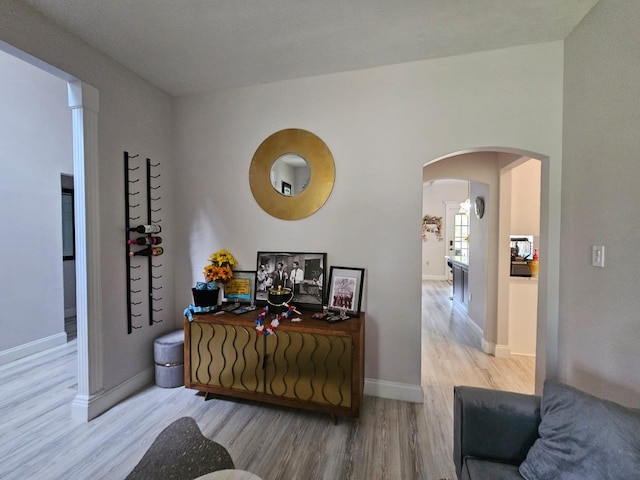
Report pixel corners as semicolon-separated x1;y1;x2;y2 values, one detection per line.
447;257;469;309
447;256;469;267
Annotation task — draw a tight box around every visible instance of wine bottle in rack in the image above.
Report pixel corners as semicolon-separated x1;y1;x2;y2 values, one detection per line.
129;246;164;257
127;236;162;246
128;224;161;234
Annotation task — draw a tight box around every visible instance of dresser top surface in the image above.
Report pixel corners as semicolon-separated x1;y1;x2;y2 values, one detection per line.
187;308;364;334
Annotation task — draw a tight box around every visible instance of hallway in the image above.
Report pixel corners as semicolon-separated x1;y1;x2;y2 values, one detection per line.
421;279;535;406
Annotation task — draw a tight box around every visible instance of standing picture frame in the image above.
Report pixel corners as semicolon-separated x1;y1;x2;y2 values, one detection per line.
255;251;327;311
281;181;292;196
327;266;365;317
223;270;256;304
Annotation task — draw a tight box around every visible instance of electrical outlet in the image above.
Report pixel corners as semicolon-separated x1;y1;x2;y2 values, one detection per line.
592;245;605;267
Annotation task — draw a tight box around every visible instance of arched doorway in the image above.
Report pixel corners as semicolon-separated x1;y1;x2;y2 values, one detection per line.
422;147;555;393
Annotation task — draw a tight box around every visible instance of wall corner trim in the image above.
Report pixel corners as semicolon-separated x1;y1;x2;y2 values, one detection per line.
494;344;511;358
71;367;154;421
364;378;424;403
68;80;99;112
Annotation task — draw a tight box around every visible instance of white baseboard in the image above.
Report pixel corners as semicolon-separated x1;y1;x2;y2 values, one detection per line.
481;338;495;355
465;317;511;358
494;344;511;358
511;351;536;358
65;307;77;318
71;372;422;421
480;339;511;357
0;332;67;366
422;274;447;281
71;366;154;421
364;378;424;403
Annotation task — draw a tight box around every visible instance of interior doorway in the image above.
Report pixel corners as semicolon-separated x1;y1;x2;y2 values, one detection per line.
421;150;543;395
61;174;77;341
0;45;100;421
443;198;468;282
0;49;74;360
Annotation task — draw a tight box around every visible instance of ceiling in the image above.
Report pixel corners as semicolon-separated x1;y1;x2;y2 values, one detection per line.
22;0;599;97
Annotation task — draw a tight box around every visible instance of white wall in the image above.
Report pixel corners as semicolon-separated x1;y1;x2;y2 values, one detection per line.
510;159;541;236
561;0;640;406
468;181;490;334
0;50;71;359
507;159;540;356
509;280;538;356
174;43;564;395
0;0;175;398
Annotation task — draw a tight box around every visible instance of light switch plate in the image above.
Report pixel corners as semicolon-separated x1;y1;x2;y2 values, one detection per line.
592;245;605;267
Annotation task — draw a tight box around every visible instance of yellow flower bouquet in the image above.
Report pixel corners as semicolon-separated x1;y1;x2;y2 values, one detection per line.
203;249;237;284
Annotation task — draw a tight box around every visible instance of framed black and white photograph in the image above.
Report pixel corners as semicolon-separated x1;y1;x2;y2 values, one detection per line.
281;181;292;196
327;266;365;317
223;270;256;304
255;251;327;310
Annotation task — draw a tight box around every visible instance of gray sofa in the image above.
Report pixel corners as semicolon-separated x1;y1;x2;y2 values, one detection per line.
453;380;640;480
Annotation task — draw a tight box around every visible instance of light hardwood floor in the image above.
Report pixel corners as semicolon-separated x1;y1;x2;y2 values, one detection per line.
0;280;533;479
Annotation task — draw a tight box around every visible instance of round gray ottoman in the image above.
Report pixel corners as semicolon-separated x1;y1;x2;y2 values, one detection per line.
154;329;185;388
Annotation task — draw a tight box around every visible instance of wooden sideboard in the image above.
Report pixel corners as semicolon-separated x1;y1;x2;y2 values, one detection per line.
184;310;365;418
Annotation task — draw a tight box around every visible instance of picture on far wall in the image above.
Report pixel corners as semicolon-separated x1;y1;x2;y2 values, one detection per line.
255;251;327;311
327;266;365;317
281;181;292;196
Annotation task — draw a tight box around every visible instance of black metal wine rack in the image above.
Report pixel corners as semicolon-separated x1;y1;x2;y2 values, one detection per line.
124;151;164;333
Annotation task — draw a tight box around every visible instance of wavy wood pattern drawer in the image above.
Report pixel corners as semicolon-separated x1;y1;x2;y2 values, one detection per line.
184;311;364;418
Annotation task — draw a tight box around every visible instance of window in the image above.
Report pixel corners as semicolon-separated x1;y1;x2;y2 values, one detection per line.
453;213;469;258
62;188;75;260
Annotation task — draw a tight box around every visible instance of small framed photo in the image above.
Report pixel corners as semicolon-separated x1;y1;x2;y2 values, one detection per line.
255;251;327;311
327;266;365;317
281;181;292;196
223;270;256;304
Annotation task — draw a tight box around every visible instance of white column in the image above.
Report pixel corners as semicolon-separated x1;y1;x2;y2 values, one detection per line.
67;80;104;421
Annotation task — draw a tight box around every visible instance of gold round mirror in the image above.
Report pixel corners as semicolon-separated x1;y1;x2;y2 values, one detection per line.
250;128;335;220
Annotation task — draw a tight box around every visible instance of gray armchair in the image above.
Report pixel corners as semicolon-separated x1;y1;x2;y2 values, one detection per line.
453;386;541;480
